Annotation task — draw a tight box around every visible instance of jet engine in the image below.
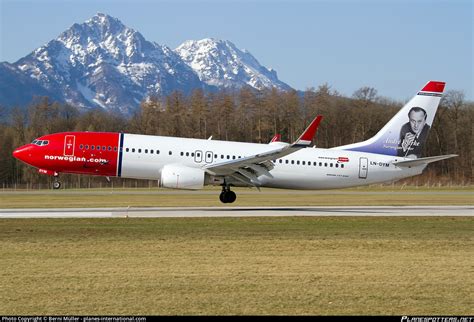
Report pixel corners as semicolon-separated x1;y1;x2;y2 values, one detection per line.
160;164;205;190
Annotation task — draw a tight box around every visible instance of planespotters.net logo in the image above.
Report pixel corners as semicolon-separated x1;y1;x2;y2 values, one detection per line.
45;155;108;164
401;317;473;322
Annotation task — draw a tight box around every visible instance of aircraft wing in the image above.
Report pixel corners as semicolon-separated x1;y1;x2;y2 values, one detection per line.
203;116;323;187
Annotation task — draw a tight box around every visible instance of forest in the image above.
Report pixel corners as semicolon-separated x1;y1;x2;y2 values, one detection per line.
0;85;472;188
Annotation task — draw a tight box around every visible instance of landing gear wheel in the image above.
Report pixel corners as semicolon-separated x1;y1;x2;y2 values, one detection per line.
226;190;236;203
219;187;237;204
219;191;226;203
52;181;61;190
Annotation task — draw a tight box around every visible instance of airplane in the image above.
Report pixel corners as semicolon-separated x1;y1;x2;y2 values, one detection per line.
13;81;457;203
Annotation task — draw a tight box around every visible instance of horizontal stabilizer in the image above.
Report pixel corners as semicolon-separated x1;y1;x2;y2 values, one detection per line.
393;154;457;167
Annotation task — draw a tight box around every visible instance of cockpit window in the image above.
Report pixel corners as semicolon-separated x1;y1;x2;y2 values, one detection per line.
31;140;49;146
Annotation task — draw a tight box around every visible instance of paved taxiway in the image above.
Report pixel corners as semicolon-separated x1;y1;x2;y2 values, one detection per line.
0;206;472;218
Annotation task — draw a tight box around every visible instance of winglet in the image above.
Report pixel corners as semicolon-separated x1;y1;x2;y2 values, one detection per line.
294;115;323;147
269;134;281;143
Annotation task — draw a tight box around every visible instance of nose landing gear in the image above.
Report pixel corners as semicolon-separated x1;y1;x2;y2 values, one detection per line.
219;186;236;203
52;175;61;189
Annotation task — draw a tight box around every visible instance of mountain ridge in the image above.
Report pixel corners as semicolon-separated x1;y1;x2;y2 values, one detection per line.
0;13;292;115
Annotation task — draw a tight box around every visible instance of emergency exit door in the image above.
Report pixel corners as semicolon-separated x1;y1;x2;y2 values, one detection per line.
359;157;368;179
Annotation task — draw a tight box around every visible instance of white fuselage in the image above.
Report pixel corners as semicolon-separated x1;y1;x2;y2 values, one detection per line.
120;134;424;189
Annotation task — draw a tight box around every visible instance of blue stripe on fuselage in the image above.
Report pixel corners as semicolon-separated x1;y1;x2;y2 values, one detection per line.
117;132;124;177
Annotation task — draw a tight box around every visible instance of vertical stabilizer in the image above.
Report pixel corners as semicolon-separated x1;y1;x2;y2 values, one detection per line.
334;81;445;158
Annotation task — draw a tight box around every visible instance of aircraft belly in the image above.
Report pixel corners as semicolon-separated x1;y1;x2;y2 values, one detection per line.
261;169;355;190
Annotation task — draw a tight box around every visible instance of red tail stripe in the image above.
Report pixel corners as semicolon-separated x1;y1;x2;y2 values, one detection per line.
421;81;445;93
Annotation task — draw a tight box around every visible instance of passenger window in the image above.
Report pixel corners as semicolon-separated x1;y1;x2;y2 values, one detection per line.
313;162;316;166
341;164;345;168
108;146;112;151
302;161;305;165
114;147;117;151
145;149;148;154
132;148;135;153
279;160;282;163
169;151;172;155
324;163;327;167
97;145;100;150
285;160;289;164
102;146;106;151
186;152;189;157
91;146;95;150
180;152;184;156
138;149;142;153
336;163;339;168
150;150;154;154
85;145;89;150
80;144;84;149
227;155;230;159
297;161;300;165
319;162;322;166
126;148;129;152
157;150;160;154
291;160;294;164
232;156;236;159
330;163;333;167
221;155;224;159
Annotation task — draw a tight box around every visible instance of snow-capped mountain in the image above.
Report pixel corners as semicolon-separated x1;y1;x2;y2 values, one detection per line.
175;38;291;91
13;13;202;114
0;13;292;115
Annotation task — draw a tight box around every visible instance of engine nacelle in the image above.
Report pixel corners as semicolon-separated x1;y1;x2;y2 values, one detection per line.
160;164;205;190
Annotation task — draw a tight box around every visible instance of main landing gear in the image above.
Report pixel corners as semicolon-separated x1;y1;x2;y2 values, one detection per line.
219;185;236;204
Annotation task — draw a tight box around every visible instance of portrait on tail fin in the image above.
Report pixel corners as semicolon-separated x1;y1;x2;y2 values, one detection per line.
397;106;430;158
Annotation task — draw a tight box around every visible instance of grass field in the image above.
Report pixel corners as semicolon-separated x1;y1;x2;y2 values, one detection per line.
1;216;472;315
0;186;473;208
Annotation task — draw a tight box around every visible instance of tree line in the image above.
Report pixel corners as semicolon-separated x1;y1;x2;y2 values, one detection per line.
0;85;472;188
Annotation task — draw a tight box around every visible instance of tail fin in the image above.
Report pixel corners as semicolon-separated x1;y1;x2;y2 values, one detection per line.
334;81;445;158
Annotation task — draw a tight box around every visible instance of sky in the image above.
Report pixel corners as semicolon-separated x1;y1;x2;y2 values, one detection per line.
0;0;472;101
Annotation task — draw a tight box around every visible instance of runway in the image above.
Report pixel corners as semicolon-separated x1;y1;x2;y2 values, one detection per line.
0;206;472;218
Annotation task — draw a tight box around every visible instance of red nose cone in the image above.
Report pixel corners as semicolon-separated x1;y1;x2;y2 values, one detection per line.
12;145;32;162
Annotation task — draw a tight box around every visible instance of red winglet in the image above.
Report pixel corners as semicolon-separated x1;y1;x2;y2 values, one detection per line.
270;134;281;143
295;115;323;145
421;81;446;93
